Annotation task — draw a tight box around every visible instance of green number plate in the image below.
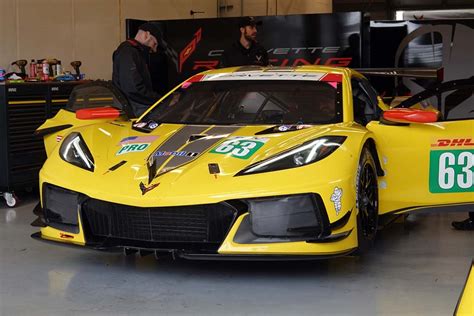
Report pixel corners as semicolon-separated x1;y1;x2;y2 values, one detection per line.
210;137;268;159
429;150;474;193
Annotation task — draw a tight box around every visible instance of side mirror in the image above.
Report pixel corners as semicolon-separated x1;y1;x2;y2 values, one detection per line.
76;107;121;120
382;108;439;124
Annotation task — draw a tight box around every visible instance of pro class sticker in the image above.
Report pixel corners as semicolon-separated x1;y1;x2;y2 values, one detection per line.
429;149;474;193
118;136;158;146
210;137;268;159
116;136;158;156
116;143;151;155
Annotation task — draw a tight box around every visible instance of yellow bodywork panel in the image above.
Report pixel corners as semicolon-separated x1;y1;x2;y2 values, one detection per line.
455;262;474;316
40;211;86;246
368;119;474;214
218;213;357;255
38;109;128;157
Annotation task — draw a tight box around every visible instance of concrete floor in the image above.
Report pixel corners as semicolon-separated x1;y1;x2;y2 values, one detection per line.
0;194;473;316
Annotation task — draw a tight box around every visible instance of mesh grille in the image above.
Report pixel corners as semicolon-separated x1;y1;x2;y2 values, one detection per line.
82;199;236;243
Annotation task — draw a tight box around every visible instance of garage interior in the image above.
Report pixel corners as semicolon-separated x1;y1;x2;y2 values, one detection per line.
1;0;473;315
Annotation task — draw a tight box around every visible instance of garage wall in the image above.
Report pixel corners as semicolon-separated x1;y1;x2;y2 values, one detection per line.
0;0;19;76
276;0;332;15
0;0;331;80
73;0;121;82
221;0;332;17
1;0;114;80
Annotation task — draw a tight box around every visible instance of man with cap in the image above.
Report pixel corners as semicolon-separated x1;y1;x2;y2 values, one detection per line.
220;17;269;68
112;22;161;117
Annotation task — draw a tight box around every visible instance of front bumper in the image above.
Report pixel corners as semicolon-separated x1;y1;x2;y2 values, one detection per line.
33;183;358;258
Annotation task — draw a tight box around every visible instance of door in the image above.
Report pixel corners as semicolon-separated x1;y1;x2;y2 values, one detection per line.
367;78;474;214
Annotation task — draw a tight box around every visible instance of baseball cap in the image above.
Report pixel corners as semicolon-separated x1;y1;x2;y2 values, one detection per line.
138;22;162;40
238;16;262;28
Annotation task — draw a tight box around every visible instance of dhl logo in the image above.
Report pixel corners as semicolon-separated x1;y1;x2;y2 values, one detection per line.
431;138;474;147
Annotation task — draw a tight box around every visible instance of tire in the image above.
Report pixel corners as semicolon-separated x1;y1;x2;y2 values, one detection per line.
5;192;18;208
355;146;379;254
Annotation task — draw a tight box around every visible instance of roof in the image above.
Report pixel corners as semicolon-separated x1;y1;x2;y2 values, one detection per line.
191;65;361;82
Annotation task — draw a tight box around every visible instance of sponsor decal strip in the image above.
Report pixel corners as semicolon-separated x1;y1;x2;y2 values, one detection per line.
155;151;199;157
202;71;326;81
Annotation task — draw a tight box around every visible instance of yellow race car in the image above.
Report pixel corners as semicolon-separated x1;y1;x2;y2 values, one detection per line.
31;66;474;260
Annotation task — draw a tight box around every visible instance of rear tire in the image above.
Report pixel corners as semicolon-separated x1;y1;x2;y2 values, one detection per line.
355;146;379;254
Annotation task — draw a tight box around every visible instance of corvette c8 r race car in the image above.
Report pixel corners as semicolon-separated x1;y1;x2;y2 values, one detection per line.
31;66;474;260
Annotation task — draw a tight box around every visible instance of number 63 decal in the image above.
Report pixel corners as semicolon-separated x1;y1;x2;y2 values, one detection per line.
429;150;474;193
210;137;268;160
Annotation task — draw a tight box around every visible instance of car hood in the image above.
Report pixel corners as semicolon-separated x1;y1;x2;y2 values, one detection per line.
46;120;365;205
79;122;340;173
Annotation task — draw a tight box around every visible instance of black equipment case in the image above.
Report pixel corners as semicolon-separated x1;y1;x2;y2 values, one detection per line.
0;81;82;207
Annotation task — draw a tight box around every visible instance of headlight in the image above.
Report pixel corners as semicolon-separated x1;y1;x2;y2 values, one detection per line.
236;136;346;175
59;132;95;171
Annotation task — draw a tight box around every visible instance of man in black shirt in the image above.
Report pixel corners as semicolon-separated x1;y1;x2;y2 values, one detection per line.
220;17;269;68
112;23;161;117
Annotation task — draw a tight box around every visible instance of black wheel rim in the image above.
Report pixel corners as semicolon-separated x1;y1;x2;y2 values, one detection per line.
359;162;378;238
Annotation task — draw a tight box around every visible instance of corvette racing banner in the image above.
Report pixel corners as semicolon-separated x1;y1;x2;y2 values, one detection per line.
126;12;367;91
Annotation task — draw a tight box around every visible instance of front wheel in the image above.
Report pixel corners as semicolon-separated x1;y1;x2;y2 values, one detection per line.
355;146;379;254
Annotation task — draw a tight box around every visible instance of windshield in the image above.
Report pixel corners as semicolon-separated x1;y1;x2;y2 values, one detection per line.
140;80;342;125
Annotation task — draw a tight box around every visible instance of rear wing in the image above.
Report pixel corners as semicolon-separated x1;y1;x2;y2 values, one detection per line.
355;67;444;105
355;67;444;81
395;77;474;109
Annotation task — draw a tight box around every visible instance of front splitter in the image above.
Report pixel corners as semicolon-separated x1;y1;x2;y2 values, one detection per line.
31;232;356;261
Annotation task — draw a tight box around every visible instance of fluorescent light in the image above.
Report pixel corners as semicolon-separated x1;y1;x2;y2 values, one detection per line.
396;11;404;21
